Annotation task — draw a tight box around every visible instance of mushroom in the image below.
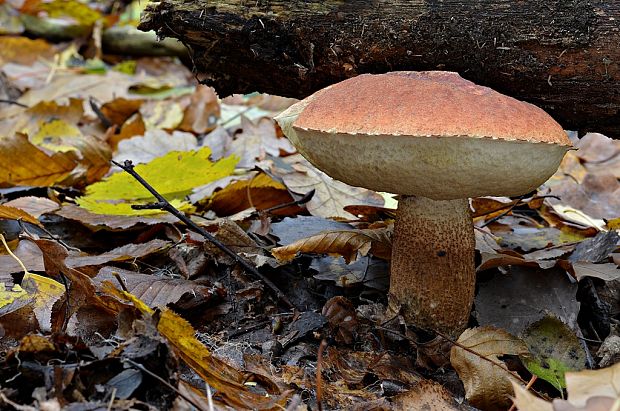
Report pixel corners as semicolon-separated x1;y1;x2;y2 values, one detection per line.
275;71;572;336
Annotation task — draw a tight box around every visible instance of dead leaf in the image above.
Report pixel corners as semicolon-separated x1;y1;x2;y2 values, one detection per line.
178;85;220;134
281;157;384;219
227;116;295;168
450;326;529;410
0;204;41;226
572;262;620;282
113;129;197;166
95;267;221;309
272;225;392;263
100;97;143;126
392;380;465;410
0;36;56;65
3;196;60;218
207;172;297;216
65;239;169;268
0;133;75;186
475;267;580;335
56;204;178;229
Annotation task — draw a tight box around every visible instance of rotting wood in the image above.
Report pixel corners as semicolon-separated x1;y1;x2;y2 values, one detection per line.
140;1;620;137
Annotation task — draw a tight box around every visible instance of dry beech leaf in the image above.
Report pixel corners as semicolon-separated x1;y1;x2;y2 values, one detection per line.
563;361;620;408
450;326;529;410
100;97;144;126
572;262;620;282
511;362;620;411
271;225;392;264
3;197;60;218
113;129;197;166
281;159;384;219
511;382;553;411
178;84;220;134
392;380;465;410
0;133;75;186
207;172;296;216
57;204;178;229
95;267;221;309
227;116;295;168
0;204;41;226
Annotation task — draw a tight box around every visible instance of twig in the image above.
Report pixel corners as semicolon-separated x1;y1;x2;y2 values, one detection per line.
112;160;295;310
432;329;531;386
480;194;527;227
261;189;315;214
316;339;328;411
508;375;538;411
123;358;207;411
0;99;28;108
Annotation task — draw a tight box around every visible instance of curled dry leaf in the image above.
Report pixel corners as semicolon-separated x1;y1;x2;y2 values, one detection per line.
450;326;529;410
271;225;392;264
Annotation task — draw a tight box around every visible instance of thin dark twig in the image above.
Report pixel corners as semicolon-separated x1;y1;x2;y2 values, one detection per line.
374;325;531;387
123;358;208;411
0;99;28;108
480;194;527;228
112;160;295;310
261;189;315;214
89;97;114;130
432;329;532;387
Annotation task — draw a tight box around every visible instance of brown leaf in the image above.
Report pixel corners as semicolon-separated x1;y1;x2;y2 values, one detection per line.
450;327;529;410
178;85;220;134
208;172;297;216
3;196;60;218
392;380;466;410
0;133;75;186
571;262;620;282
65;239;170;268
0;36;56;65
107;112;146;149
56;204;178;229
281;157;384;219
95;267;221;309
272;225;392;264
100;97;143;126
0;204;41;226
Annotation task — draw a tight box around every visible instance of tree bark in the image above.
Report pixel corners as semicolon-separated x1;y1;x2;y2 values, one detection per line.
140;1;620;137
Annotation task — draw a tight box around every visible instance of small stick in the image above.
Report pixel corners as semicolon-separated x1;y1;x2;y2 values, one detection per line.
112;160;296;310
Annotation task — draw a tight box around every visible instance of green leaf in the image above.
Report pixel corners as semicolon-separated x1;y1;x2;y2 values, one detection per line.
77;147;238;215
520;316;586;392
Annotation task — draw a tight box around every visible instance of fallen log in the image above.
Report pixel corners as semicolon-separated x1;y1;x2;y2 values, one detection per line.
140;1;620;137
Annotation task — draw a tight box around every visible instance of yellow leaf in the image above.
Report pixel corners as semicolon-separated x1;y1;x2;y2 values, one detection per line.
30;119;82;153
0;282;31;314
77;147;238;215
101;282;289;409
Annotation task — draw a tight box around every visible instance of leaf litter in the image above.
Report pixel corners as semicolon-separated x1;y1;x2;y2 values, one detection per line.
0;2;618;410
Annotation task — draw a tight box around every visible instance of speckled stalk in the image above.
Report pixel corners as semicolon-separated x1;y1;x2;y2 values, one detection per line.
390;196;475;337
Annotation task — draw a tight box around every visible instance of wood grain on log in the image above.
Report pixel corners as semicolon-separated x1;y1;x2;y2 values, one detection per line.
140;1;620;136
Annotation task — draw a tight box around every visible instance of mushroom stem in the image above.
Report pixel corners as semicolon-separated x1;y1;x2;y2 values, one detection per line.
390;195;475;337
